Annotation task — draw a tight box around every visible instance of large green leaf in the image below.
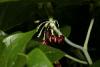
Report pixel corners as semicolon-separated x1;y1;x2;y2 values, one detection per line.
0;29;36;67
12;53;27;67
26;40;65;63
27;48;53;67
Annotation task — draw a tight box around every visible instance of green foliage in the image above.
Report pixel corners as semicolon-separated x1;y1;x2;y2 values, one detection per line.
26;40;65;63
38;45;65;63
0;29;65;67
0;30;6;55
0;30;7;40
27;48;53;67
12;54;27;67
0;30;36;67
60;25;71;37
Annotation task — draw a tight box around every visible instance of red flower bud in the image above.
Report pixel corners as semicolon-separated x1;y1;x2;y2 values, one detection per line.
49;35;57;43
57;35;64;44
54;62;62;67
42;40;48;45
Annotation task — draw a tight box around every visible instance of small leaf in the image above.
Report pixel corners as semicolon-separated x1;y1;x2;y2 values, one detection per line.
27;48;53;67
60;25;71;37
0;29;36;67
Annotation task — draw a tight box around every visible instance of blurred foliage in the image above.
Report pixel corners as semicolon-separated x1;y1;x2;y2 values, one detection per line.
89;60;100;67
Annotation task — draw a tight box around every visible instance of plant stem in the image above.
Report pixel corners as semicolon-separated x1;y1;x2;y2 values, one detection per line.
52;21;93;65
83;18;94;50
82;49;93;65
53;25;83;50
64;53;87;64
82;18;94;65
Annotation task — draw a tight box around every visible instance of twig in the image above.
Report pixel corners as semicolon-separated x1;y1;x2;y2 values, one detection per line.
51;18;94;65
82;18;94;65
83;18;94;50
53;25;83;50
64;53;87;64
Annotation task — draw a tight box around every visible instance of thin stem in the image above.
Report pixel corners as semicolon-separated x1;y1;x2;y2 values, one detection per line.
37;25;45;37
82;49;93;65
53;25;83;50
83;18;94;50
47;18;93;65
52;23;93;65
64;53;87;64
36;21;46;32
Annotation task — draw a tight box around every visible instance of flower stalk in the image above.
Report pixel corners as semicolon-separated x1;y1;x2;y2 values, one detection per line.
50;18;94;65
36;17;94;65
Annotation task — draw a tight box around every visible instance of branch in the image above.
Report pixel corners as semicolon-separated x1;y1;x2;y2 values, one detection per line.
64;53;87;64
51;19;93;65
83;18;94;50
53;25;83;50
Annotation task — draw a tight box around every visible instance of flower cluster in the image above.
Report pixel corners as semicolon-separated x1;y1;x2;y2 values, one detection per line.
42;31;64;45
36;18;64;45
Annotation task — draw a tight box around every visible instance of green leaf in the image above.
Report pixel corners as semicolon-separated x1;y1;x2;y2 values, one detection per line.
27;48;53;67
25;40;40;54
0;30;7;55
12;53;27;67
0;29;36;67
0;41;6;57
38;45;65;63
26;40;65;63
60;25;71;37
